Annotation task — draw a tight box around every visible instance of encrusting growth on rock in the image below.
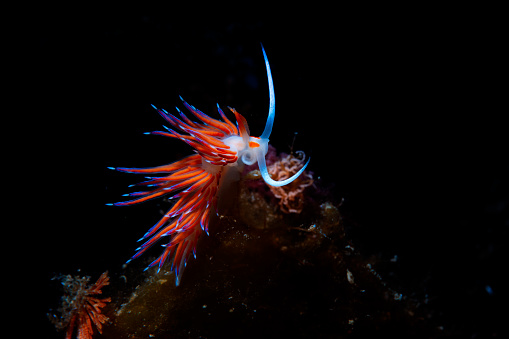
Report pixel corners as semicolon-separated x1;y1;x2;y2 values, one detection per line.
267;150;313;213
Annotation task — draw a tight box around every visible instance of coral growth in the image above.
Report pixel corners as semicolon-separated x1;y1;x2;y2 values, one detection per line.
267;150;313;213
48;271;111;339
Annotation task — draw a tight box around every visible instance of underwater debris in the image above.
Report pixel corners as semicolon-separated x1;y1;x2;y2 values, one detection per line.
48;271;111;339
267;150;314;213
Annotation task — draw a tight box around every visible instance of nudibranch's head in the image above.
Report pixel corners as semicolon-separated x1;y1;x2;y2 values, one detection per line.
223;44;310;187
222;134;268;166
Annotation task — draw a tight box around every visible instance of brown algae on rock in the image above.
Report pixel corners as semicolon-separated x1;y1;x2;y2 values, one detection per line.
99;176;434;338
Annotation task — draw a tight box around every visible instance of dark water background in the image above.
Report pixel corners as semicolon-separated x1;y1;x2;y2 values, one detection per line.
22;7;505;338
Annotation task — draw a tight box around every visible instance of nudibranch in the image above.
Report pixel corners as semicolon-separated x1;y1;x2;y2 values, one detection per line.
108;45;310;285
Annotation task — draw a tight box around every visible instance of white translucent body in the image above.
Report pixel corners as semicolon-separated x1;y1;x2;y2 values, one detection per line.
223;135;268;166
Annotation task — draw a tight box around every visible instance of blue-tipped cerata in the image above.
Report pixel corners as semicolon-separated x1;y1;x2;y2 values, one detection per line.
107;44;310;286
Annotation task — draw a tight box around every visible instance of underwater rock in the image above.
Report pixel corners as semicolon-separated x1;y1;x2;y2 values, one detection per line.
97;181;437;338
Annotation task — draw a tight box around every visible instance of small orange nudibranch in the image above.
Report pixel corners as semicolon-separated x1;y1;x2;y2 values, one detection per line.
108;45;310;285
48;272;110;339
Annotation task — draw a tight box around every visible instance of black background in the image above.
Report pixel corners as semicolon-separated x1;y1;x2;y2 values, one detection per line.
20;6;506;338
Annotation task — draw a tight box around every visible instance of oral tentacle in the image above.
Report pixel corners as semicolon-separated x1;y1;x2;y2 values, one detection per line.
260;44;275;140
256;148;310;187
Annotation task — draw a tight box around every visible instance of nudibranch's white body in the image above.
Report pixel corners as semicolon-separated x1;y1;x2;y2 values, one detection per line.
109;45;310;285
